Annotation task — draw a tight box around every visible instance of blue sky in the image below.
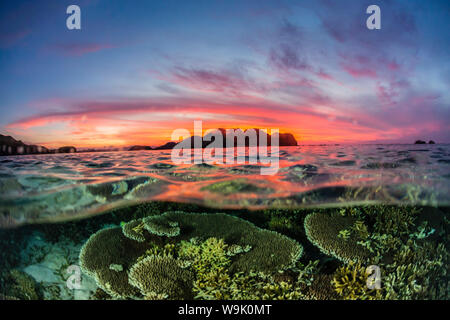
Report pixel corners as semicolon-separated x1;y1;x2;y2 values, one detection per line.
0;0;449;147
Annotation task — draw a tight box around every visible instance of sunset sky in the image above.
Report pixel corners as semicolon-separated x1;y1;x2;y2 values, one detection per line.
0;0;449;148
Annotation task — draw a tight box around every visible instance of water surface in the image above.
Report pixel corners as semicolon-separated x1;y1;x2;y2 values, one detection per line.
1;144;449;226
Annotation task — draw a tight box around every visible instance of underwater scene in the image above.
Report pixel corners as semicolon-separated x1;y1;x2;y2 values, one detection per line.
0;144;449;300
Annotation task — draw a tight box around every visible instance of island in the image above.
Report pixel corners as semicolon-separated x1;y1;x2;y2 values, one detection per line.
414;140;436;145
1;130;298;156
0;134;77;156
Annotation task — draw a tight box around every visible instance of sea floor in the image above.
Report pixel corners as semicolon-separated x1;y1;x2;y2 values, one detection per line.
1;201;448;300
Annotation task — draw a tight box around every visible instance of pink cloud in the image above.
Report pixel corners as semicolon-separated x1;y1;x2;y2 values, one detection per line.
341;65;377;79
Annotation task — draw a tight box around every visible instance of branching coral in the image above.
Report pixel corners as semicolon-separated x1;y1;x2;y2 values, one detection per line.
331;262;381;300
161;211;303;273
178;237;231;275
372;205;420;237
78;203;448;301
179;237;304;300
382;241;449;300
79;211;303;300
312;205;450;300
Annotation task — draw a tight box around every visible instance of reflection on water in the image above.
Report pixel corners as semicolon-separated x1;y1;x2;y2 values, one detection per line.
0;144;449;225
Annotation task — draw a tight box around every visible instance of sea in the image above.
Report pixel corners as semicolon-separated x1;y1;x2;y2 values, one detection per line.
0;144;449;226
0;144;448;300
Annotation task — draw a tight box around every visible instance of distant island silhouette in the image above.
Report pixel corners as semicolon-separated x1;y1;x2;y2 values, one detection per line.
128;129;297;151
0;130;297;156
415;140;436;145
1;132;440;156
0;134;76;156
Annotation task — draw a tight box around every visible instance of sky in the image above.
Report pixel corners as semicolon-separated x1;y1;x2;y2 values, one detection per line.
0;0;449;148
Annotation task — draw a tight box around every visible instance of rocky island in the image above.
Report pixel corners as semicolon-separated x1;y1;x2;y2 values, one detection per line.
1;130;298;156
415;140;436;144
0;134;76;156
128;128;298;151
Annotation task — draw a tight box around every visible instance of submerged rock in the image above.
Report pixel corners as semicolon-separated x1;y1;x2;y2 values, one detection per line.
201;179;272;195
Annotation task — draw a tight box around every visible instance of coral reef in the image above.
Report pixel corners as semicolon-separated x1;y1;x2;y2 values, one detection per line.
4;269;41;300
142;215;180;237
175;237;304;300
78;211;303;299
331;262;381;300
128;255;194;299
1;200;447;301
163;211;303;273
122;219;147;242
305;274;340;300
79;227;160;298
316;205;448;300
304;212;371;263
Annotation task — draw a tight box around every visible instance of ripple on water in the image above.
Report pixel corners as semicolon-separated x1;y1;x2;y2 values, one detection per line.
0;144;449;223
329;160;356;166
148;163;175;170
361;162;401;169
84;162;115;168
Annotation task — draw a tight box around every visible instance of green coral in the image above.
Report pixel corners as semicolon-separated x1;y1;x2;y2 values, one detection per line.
128;255;194;300
77;203;448;301
178;237;232;274
382;241;449;300
308;205;449;300
178;237;304;300
142;215;180;237
373;205;420;236
337;229;351;240
304;212;371;263
79;227;159;298
331;262;381;300
4;269;41;300
305;274;340;300
162;211;303;273
143;243;177;259
122;211;304;273
122;219;146;242
79;211;303;300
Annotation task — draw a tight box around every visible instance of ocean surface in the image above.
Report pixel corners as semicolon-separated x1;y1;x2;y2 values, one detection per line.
0;144;449;227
